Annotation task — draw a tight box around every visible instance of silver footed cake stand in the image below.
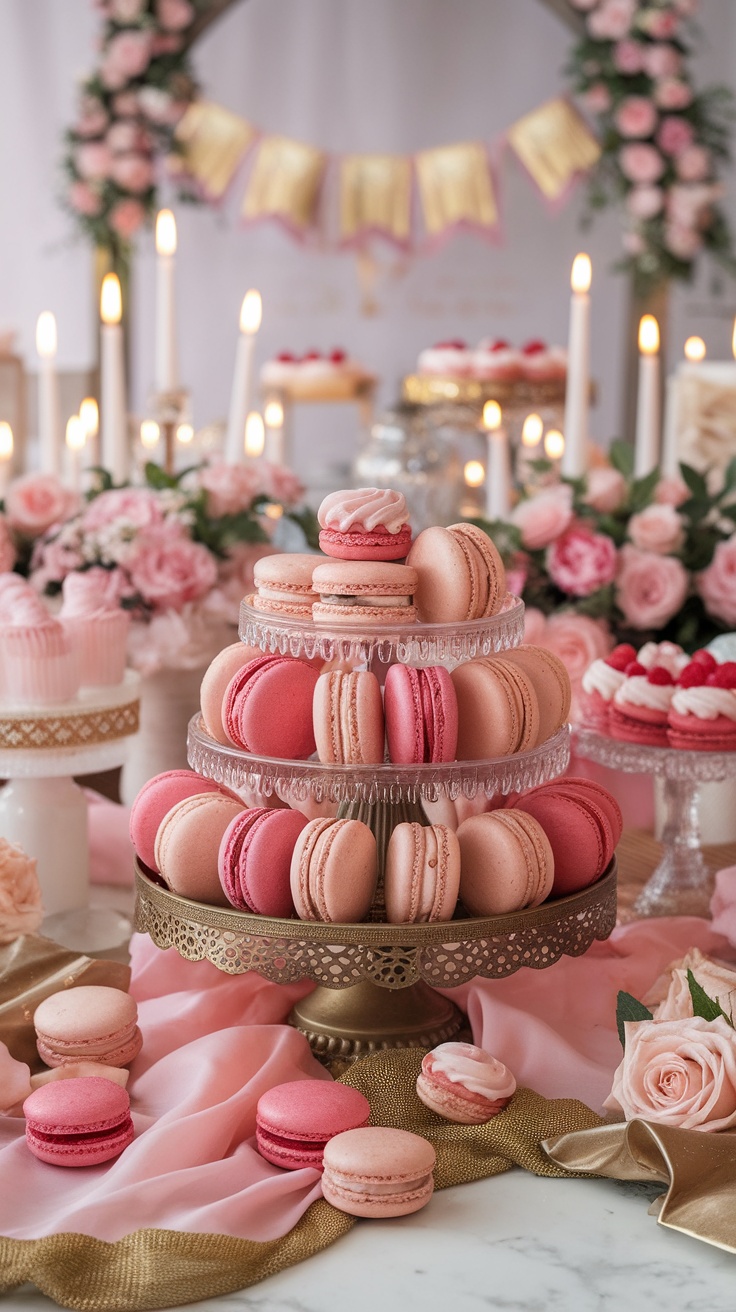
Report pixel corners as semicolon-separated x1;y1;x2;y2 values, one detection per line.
575;726;736;918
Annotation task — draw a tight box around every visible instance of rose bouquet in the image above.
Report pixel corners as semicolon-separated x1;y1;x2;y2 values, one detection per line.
18;461;317;677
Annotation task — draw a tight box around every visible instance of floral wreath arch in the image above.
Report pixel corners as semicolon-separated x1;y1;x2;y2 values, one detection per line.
64;0;734;294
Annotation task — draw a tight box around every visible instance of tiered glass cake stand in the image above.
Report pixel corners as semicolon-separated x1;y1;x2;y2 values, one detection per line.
134;601;617;1062
575;726;736;919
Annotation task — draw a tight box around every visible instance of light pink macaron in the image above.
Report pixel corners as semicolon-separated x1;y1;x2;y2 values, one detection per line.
199;643;265;746
154;792;244;905
416;1042;516;1124
33;986;142;1069
456;810;554;916
129;769;242;873
313;669;385;765
384;823;460;924
252;553;320;619
321;1126;436;1217
291;818;378;923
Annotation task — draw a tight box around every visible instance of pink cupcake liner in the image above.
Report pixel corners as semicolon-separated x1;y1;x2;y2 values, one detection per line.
1;623;80;706
61;610;130;687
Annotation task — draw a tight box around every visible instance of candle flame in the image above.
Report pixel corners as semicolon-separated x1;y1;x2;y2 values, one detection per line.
464;460;485;488
79;397;99;437
521;413;543;447
240;290;262;335
0;422;13;461
36;311;57;359
244;411;265;457
571;253;592;294
544;429;565;460
638;314;660;355
140;420;160;449
482;400;502;431
263;503;283;520
100;273;122;326
684;336;706;363
65;415;86;452
264;399;284;428
176;423;194;445
155;209;177;256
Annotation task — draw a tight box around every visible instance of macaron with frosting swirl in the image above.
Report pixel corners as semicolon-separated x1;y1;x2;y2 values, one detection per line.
416;1041;516;1124
317;487;411;561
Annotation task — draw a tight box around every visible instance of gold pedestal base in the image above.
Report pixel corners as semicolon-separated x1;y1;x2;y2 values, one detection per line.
290;979;466;1065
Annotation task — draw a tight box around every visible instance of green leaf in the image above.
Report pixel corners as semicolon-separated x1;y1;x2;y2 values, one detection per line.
144;462;178;491
687;969;734;1026
609;439;634;478
679;463;709;501
616;990;653;1049
720;456;736;497
627;468;660;514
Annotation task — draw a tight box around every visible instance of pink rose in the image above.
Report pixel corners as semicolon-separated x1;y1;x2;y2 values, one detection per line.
113;92;140;117
628;503;685;555
615;96;658;140
110;153;154;193
654;79;694;111
665;223;703;260
643;43;682;79
258;462;306;508
541;612;613;703
75;141;112;181
616;544;689;628
5;474;77;537
75;98;109;138
638;8;679;39
622;230;647;255
0;516;17;573
657;115;695;157
106;120;142;154
587;0;636;41
583;83;612;115
619;143;666;184
668;181;723;228
0;839;43;945
198;462;261;518
137;87;176;123
151;32;183;55
511;485;573;551
29;534;85;592
83;487;164;532
676;145;712;182
100;30;153;90
127;529;218;611
156;0;195;30
604;1016;736;1131
698;537;736;626
626;185;664;220
655;475;689;507
208;542;281;621
69;180;103;216
613;39;645;74
506;559;528;599
583;466;628;513
649;949;736;1023
522;606;548;646
109;198;146;239
547;525;618;597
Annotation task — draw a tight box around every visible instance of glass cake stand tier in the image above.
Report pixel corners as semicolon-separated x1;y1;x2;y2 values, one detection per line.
134;860;617;1063
575;727;736;919
187;717;571;806
239;594;524;667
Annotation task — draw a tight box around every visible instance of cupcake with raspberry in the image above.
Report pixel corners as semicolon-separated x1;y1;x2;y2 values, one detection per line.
417;340;474;377
580;643;636;731
610;662;677;747
668;655;736;752
519;339;567;384
636;640;688;679
472;339;524;383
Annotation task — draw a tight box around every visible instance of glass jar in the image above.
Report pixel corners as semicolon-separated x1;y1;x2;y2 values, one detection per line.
352;404;463;532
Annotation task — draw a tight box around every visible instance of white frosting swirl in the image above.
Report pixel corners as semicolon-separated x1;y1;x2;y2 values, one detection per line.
614;676;674;711
417;346;472;376
671;686;736;721
425;1042;516;1099
637;640;687;675
318;488;409;534
581;659;625;701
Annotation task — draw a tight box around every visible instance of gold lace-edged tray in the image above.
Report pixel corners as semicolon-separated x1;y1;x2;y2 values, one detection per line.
402;374;567;408
134;859;617;991
0;671;140;752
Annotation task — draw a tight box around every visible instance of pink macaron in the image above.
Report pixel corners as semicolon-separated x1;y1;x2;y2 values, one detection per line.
256;1079;371;1171
384;664;458;764
154;792;245;905
384;822;460;923
199;643;265;745
317;488;412;561
507;777;621;897
33;986;142;1069
456;810;554;916
130;769;242;873
416;1042;516;1124
218;806;308;916
321;1126;436;1217
24;1077;134;1167
311;560;418;626
252;553;320;618
406;523;506;623
313;669;385;765
223;655;319;758
290;818;378;923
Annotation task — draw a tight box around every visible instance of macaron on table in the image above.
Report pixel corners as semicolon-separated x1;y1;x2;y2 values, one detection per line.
134;489;618;1061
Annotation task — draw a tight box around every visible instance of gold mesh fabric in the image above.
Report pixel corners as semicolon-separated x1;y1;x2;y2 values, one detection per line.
0;1046;601;1310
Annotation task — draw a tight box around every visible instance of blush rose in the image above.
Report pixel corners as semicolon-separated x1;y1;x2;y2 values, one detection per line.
511;485;573;551
619;143;666;184
0;839;43;944
5;475;77;537
127;529;218;611
616;544;689;628
615;96;658;140
546;525;617;597
698;537;736;627
628;503;685;555
605;1016;736;1132
584;467;628;513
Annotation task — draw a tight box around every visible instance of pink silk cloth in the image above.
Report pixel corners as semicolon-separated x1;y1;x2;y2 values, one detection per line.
1;788;733;1245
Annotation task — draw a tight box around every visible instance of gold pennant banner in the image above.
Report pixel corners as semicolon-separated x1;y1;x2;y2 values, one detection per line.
175;100;256;201
508;97;601;201
339;154;412;243
242;136;325;229
415;141;498;236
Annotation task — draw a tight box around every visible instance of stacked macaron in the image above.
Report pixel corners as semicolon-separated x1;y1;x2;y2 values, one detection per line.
667;651;736;751
581;640;688;743
505;776;622;897
33;985;142;1071
451;646;570;760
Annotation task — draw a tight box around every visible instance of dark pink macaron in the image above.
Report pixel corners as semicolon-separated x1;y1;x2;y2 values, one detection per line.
129;769;242;873
218;806;308;916
256;1079;371;1171
384;664;458;764
223;655;320;759
23;1076;134;1168
508;776;621;896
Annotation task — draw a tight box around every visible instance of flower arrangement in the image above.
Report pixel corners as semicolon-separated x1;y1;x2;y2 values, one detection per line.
568;0;736;291
606;948;736;1131
3;461;317;677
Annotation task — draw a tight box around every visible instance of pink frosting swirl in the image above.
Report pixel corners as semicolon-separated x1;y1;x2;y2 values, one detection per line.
671;686;736;721
318;488;409;535
60;569;119;617
425;1042;516;1100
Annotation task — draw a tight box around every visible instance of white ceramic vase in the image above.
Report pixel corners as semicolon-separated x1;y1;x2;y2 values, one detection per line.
120;665;206;805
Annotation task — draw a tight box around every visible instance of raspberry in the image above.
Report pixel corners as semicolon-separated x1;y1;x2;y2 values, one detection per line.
647;665;674;686
706;662;736;689
522;339;546;354
449;338;467;350
276;351;295;362
678;663;708;688
329;349;346;363
625;661;646;677
606;644;637;672
490;339;511;352
691;649;717;672
303;350;321;360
